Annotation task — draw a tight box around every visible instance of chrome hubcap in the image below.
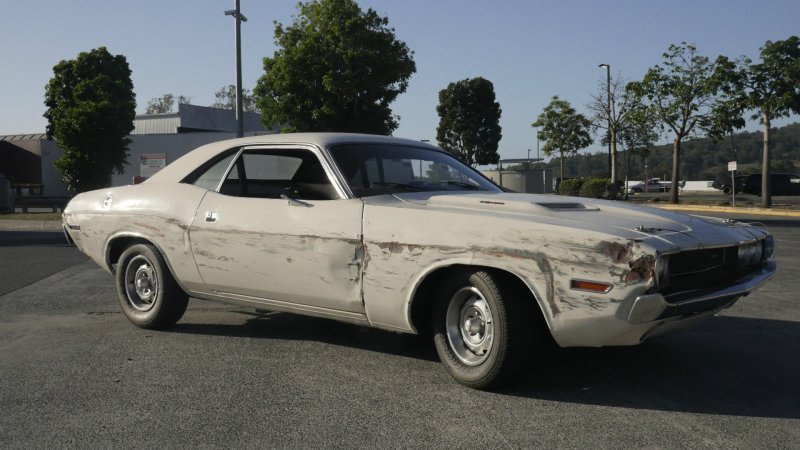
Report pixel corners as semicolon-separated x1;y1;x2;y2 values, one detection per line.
124;255;158;312
445;287;494;366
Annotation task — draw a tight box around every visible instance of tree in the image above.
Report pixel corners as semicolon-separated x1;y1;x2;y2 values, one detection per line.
436;77;502;166
253;0;416;134
531;96;593;181
145;94;190;114
587;73;637;186
716;36;800;207
44;47;136;192
212;85;256;112
630;43;724;203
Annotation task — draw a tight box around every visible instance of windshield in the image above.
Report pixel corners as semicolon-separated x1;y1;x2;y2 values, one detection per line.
328;143;501;198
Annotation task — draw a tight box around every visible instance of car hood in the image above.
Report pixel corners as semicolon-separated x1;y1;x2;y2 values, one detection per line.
390;191;768;250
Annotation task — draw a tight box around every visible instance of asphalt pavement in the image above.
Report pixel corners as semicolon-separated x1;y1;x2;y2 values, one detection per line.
0;216;798;448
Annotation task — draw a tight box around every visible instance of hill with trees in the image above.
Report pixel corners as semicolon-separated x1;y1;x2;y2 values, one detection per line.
513;122;800;182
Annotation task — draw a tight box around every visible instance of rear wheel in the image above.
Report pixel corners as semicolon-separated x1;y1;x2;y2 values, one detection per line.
432;269;534;389
115;243;188;329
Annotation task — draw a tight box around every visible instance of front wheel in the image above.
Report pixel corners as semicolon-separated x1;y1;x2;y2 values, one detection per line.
116;243;188;329
432;270;533;389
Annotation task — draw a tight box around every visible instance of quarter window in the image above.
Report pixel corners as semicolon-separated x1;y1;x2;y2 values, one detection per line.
183;150;237;191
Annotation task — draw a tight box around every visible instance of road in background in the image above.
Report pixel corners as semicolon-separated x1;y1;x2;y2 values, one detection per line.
0;214;798;448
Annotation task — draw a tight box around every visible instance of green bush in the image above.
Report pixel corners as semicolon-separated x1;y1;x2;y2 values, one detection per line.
558;179;583;196
580;178;611;199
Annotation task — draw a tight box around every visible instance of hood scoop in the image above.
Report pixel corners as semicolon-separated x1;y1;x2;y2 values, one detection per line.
534;202;598;211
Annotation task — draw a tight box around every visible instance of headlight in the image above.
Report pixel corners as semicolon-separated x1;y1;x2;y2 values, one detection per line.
762;236;775;261
737;242;762;266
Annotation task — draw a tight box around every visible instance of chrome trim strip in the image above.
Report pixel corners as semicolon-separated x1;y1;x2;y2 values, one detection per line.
62;225;76;246
213;146;246;193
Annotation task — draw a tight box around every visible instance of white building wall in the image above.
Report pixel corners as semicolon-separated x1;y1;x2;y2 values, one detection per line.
41;139;70;197
112;132;252;186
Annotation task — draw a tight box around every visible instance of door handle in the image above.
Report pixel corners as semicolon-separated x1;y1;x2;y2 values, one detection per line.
204;211;218;223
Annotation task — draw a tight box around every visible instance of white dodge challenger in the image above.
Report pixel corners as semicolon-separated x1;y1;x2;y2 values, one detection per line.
63;133;776;389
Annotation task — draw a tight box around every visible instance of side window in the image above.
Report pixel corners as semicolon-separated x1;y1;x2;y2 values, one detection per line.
183;151;237;191
219;149;339;200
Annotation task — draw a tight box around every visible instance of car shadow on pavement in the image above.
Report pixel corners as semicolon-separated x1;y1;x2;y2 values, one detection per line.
504;315;800;419
173;310;799;418
172;309;439;362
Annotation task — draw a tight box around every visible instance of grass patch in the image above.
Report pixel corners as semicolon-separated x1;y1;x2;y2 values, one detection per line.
0;212;63;221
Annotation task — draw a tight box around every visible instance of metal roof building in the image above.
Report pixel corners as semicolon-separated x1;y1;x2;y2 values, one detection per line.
132;103;268;135
1;105;277;198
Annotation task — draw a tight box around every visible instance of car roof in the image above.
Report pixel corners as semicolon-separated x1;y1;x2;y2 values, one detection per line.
146;132;441;184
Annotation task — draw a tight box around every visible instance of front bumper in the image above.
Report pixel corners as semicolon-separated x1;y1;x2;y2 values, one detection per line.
617;260;776;325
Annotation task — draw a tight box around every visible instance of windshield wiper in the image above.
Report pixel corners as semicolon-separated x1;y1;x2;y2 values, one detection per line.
371;181;423;191
440;181;487;191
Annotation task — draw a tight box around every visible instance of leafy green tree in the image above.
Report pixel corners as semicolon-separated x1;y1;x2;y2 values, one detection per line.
715;36;800;207
436;77;502;166
145;93;190;114
630;43;723;203
532;96;593;181
254;0;416;134
44;47;136;192
212;85;256;112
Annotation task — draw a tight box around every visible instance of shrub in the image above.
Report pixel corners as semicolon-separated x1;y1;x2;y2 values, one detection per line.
558;179;583;196
580;178;611;199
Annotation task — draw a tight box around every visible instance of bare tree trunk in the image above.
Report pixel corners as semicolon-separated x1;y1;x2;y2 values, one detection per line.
670;136;681;204
610;130;618;182
610;128;618;199
559;150;565;183
761;114;771;208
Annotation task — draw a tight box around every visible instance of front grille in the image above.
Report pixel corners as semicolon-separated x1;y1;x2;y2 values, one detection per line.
661;246;763;299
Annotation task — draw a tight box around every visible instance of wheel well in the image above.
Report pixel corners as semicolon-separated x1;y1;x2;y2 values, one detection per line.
409;264;547;336
106;236;155;271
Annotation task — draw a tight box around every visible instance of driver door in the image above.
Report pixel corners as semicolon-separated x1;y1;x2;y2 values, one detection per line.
189;146;365;314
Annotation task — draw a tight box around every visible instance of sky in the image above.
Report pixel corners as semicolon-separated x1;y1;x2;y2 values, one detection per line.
2;0;799;162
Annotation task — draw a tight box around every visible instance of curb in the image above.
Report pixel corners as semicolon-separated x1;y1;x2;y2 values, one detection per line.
648;204;800;217
0;220;63;231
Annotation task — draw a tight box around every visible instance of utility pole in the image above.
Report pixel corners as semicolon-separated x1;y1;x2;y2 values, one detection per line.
225;0;248;137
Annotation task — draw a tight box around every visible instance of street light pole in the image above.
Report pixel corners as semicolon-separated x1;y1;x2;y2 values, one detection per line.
598;63;611;180
225;0;248;138
527;147;531;171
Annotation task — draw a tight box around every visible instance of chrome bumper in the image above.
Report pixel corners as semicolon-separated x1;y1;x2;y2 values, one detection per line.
618;261;776;324
62;223;78;246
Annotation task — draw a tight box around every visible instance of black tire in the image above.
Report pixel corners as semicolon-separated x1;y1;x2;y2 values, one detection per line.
432;269;535;389
722;186;732;195
115;243;188;329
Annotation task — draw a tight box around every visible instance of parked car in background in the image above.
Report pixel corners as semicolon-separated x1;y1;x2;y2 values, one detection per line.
627;178;671;193
713;175;748;195
741;173;800;196
62;133;776;389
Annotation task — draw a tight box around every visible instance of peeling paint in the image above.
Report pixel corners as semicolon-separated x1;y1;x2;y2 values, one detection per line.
598;241;633;264
628;254;655;281
535;257;560;316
